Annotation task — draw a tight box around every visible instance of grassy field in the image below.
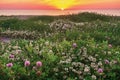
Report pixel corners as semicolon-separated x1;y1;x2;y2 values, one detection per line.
0;12;120;80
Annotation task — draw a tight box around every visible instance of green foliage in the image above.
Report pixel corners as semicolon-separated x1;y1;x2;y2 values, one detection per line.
58;12;119;22
65;29;80;41
0;13;120;80
0;18;19;29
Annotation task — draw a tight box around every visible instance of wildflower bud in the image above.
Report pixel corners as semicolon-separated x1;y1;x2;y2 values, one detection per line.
108;44;112;48
24;61;30;67
98;68;103;73
6;63;13;67
72;43;77;48
9;54;14;58
36;61;42;67
105;59;109;64
36;71;41;76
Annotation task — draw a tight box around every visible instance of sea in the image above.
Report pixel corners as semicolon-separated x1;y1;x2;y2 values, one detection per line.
0;9;120;16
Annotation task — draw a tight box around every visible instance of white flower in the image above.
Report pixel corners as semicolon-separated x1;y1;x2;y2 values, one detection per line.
59;60;65;64
72;62;76;66
45;41;49;46
108;51;112;55
53;68;59;72
49;50;53;53
16;50;22;54
115;51;119;54
78;62;85;67
95;54;98;57
63;75;67;79
92;58;97;62
66;58;71;62
69;67;73;70
72;69;76;72
62;52;65;55
75;71;82;75
91;75;97;80
91;63;96;68
13;46;19;49
64;68;68;71
91;62;98;70
98;61;102;66
88;56;93;61
84;66;90;72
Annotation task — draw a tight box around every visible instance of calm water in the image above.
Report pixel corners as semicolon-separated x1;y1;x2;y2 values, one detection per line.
0;9;120;16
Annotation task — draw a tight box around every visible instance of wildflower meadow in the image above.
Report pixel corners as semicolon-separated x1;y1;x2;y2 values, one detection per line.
0;13;120;80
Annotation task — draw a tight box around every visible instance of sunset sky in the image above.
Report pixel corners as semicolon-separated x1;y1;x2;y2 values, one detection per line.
0;0;120;10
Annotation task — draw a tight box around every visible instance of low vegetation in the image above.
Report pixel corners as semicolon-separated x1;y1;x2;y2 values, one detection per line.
0;12;120;80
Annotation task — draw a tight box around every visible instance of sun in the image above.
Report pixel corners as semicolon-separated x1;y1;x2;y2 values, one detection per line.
61;8;64;11
43;0;77;10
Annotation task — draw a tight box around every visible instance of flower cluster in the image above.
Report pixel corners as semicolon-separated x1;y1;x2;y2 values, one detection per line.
1;30;40;39
0;18;120;80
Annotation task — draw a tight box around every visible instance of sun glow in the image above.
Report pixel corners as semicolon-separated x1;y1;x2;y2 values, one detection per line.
61;8;64;11
43;0;78;10
1;0;120;10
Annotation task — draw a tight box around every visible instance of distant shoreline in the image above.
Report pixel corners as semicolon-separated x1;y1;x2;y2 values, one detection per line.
0;9;120;16
0;12;120;21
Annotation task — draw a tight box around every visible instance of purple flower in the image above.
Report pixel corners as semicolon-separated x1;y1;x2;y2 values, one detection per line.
108;44;112;48
9;54;14;58
36;61;42;67
6;63;13;67
72;43;77;48
1;37;10;43
98;68;103;73
24;61;30;67
105;59;109;64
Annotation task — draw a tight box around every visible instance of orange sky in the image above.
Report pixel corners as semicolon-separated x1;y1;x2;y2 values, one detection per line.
0;0;120;10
